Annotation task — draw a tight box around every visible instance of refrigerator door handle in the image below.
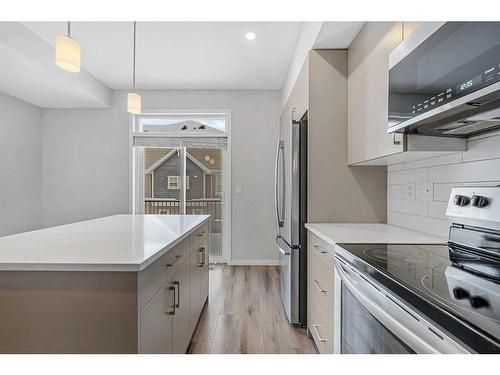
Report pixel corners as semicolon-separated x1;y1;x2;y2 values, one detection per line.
275;140;285;228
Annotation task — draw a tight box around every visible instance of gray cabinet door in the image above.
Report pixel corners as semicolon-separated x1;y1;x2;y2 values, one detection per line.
190;250;202;330
172;259;191;353
139;284;174;353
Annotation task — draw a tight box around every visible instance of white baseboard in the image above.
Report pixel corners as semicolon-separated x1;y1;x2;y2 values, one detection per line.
227;259;280;266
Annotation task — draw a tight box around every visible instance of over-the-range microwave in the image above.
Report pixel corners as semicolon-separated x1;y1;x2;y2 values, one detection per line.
388;22;500;137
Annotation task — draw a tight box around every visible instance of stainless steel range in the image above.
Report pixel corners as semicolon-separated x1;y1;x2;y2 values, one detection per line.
334;186;500;354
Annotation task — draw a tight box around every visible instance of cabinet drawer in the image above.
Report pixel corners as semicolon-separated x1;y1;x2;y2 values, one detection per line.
308;293;334;354
191;223;209;250
308;233;335;272
308;252;334;326
139;238;190;310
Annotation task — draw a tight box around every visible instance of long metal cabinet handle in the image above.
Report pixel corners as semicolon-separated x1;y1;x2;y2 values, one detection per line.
312;324;328;342
280;140;285;228
173;281;180;308
274;140;283;228
197;247;205;267
167;286;176;315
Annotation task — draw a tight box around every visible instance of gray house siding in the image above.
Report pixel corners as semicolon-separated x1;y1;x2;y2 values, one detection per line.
152;153;205;200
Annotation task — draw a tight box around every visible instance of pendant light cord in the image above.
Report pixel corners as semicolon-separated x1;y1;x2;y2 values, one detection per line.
133;21;136;92
67;21;71;38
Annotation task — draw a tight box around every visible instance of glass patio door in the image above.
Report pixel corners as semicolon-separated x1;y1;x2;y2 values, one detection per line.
132;112;230;263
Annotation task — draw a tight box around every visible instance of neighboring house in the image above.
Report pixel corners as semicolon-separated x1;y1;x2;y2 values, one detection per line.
145;149;214;200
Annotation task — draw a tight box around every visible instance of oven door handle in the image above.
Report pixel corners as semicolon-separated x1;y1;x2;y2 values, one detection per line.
333;257;441;354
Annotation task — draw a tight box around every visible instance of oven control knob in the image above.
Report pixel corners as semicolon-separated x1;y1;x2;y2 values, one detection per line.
453;287;470;300
471;195;489;208
469;296;489;309
454;195;470;206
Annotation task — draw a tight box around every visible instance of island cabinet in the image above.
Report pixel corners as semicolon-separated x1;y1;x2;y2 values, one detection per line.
139;223;209;354
0;217;209;354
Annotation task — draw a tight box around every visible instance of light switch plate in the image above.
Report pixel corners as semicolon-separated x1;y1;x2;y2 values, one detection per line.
235;185;242;195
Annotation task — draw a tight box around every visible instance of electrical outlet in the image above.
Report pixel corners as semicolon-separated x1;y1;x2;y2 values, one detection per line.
417;182;433;201
407;182;416;200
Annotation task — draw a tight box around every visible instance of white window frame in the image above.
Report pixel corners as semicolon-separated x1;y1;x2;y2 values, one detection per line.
166;176;189;190
214;172;222;196
130;109;232;264
167;176;180;190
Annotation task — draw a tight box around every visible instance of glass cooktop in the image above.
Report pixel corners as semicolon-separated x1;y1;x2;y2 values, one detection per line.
336;243;500;352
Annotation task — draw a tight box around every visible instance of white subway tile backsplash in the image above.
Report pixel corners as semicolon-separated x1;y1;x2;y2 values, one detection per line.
388;198;428;216
428;201;448;219
403;215;450;238
463;134;500;162
388;134;500;237
388;184;410;199
388;168;428;184
401;152;462;170
433;183;462;202
428;158;500;183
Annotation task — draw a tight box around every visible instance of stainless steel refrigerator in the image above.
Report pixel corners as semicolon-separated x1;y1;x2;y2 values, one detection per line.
275;111;307;327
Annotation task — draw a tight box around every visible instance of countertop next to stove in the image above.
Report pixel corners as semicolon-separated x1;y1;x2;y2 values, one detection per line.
305;223;446;247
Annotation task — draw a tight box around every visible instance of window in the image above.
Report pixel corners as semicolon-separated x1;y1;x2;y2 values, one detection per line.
167;176;190;190
167;176;179;190
215;173;222;195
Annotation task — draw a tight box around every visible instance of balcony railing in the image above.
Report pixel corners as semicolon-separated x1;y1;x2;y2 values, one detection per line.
144;198;222;233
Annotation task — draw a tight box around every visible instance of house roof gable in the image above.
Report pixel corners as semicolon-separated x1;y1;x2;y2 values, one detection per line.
145;150;212;175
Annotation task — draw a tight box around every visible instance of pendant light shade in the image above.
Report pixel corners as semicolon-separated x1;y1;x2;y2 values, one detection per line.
127;92;142;115
127;21;142;114
55;22;81;73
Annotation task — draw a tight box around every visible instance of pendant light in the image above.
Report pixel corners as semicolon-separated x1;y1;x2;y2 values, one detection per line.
127;21;141;114
204;155;211;162
55;21;81;73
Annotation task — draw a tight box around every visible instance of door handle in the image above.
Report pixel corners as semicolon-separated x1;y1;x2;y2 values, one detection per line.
312;324;328;342
172;281;180;308
166;286;176;315
278;247;291;256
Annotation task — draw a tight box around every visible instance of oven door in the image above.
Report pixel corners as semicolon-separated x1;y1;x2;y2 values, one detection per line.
333;256;469;354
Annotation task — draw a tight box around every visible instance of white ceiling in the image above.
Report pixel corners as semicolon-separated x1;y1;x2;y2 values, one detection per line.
23;21;303;90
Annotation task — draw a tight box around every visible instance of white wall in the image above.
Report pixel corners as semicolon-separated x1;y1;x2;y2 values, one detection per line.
0;93;42;236
41;90;280;264
387;131;500;238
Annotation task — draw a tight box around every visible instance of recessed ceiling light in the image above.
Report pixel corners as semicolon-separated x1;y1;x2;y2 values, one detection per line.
245;32;256;41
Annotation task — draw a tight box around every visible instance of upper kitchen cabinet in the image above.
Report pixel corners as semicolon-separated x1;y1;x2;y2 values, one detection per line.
282;50;387;225
347;22;465;165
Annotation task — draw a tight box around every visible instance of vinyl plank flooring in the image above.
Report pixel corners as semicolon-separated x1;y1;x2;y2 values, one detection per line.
188;265;316;354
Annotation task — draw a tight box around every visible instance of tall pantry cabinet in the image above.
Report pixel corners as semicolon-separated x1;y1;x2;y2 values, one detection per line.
281;50;387;353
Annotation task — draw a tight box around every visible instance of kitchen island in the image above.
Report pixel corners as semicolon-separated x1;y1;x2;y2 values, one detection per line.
0;214;210;353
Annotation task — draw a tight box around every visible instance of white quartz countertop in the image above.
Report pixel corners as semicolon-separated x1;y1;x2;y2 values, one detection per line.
0;214;210;272
305;223;446;248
